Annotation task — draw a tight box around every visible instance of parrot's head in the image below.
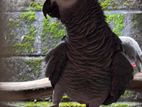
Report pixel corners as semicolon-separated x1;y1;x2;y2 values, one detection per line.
42;0;100;24
42;0;79;19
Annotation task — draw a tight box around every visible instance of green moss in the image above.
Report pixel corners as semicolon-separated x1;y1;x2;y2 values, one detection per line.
25;59;42;75
9;8;37;54
106;14;125;36
30;2;42;11
42;17;65;39
16;102;86;107
100;0;112;9
20;11;36;23
13;25;36;54
123;1;130;7
16;102;138;107
13;42;34;53
10;9;37;54
8;18;20;28
23;26;36;42
41;17;66;54
123;1;135;8
100;0;118;9
7;18;20;44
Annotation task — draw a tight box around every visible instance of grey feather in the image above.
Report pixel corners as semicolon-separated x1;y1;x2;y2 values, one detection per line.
103;52;133;105
120;36;142;72
45;40;67;88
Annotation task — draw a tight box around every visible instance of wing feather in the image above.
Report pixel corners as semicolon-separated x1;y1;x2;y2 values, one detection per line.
45;41;67;88
104;52;134;105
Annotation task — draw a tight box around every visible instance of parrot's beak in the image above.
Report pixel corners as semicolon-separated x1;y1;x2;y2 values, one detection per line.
42;0;51;18
42;0;60;19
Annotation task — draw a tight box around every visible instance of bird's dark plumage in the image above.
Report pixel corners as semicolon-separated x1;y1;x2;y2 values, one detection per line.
45;40;67;88
43;0;134;106
103;52;133;104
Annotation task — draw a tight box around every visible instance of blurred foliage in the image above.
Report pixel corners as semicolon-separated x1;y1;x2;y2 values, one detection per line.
106;14;124;36
15;101;138;107
100;0;118;9
20;11;36;23
100;0;112;9
9;10;36;54
25;58;42;77
29;1;42;11
42;17;65;39
13;26;36;54
41;17;65;54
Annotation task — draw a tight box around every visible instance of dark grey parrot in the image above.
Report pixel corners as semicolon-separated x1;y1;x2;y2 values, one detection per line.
43;0;134;107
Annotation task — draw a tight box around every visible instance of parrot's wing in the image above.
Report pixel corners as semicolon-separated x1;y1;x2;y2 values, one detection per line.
103;52;134;105
45;40;67;88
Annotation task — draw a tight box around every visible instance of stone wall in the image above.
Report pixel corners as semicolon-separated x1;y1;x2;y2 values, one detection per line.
0;0;62;81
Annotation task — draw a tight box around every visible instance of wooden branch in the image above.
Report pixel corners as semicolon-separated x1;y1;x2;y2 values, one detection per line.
127;73;142;92
0;73;142;101
0;78;53;101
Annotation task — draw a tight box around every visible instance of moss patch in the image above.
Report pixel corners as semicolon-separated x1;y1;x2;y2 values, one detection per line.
25;58;42;77
100;0;112;9
20;11;36;23
41;17;66;54
13;25;36;54
29;1;42;11
100;0;118;9
10;10;37;54
106;14;125;36
15;101;140;107
42;17;65;39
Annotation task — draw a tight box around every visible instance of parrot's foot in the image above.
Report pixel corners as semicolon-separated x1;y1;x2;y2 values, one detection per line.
48;104;59;107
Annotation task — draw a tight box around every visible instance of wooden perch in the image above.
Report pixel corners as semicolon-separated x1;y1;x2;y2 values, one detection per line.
0;73;142;101
128;73;142;92
0;78;53;101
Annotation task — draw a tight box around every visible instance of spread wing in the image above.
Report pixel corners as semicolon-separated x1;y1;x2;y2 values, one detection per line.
45;40;67;88
103;52;134;105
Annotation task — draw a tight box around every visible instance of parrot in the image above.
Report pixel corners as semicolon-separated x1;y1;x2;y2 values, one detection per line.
43;0;134;107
